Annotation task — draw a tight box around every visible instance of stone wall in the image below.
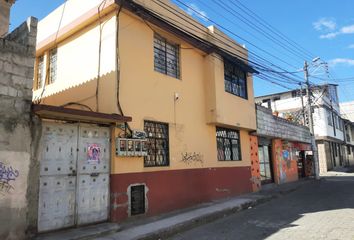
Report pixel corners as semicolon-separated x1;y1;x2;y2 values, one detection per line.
0;17;38;240
256;104;312;144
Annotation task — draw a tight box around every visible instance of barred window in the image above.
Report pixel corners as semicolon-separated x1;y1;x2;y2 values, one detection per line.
49;48;57;84
154;34;180;79
224;59;247;99
216;127;241;161
144;121;169;167
36;56;45;89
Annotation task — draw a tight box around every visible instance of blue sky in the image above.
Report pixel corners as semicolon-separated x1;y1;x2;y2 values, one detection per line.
10;0;354;102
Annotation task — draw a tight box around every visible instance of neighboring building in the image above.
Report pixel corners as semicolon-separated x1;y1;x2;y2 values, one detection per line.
340;101;354;122
255;84;346;173
0;0;15;37
250;105;312;191
0;0;38;238
343;119;354;166
31;0;257;234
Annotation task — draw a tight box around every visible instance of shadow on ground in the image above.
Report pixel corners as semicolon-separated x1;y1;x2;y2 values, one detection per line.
169;173;354;240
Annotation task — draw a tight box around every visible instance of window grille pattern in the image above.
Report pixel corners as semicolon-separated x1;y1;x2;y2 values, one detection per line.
144;121;169;167
49;48;57;84
216;127;241;161
154;35;180;78
37;56;45;88
224;60;247;99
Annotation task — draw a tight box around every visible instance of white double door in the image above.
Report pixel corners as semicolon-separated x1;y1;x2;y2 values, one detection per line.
38;122;110;232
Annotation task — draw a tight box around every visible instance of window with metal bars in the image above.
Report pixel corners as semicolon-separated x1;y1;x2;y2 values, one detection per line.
36;55;45;89
49;48;57;84
144;121;169;167
224;59;247;99
154;34;180;79
216;127;241;161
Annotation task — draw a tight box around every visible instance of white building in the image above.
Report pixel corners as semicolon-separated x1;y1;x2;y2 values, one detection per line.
255;84;348;173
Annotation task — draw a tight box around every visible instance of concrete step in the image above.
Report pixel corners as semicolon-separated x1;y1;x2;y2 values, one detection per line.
35;222;120;240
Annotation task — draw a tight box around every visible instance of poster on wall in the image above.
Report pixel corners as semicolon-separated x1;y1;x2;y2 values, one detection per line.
87;143;101;164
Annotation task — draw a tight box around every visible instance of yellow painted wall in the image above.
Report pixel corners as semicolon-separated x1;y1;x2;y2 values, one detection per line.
33;12;118;114
112;11;254;173
34;3;257;175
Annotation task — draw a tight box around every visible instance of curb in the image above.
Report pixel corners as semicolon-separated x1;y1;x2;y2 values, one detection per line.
137;195;277;240
136;182;306;240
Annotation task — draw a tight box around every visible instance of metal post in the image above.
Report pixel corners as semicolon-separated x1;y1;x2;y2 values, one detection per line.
304;61;320;179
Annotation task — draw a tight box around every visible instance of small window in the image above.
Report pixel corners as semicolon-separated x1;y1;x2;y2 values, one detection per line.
339;119;343;131
144;121;169;167
334;115;339;129
154;34;180;78
48;48;57;84
36;56;45;89
224;59;248;99
216;127;241;161
327;110;333;126
347;146;351;155
130;185;145;215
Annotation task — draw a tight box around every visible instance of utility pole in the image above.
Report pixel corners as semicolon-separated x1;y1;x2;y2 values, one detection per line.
300;83;305;125
304;61;320;180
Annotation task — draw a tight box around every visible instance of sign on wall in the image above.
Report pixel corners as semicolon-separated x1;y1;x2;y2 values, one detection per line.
87;143;101;164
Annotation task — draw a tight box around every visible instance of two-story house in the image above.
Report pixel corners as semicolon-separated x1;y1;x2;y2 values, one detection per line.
255;84;346;174
32;0;257;233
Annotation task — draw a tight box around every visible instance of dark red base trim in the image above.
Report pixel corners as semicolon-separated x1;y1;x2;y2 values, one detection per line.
110;166;252;222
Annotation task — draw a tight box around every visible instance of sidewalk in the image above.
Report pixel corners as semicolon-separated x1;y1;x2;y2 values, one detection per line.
95;179;312;240
35;179;312;240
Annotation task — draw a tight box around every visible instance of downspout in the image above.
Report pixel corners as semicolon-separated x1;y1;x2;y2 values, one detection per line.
115;0;132;135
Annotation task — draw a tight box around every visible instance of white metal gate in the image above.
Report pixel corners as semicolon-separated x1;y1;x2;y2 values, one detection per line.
38;122;110;232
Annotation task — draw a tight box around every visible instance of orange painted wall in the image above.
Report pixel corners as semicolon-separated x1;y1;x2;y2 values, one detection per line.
249;135;261;192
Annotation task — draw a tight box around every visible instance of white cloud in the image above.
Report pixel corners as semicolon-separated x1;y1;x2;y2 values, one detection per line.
341;24;354;34
318;23;354;39
320;32;339;39
348;44;354;49
313;18;336;31
328;58;354;67
185;3;208;21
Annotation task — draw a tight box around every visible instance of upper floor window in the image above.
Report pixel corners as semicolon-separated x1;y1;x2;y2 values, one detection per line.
36;55;45;89
154;34;180;79
339;118;343;131
144;121;169;167
216;127;241;161
327;110;333;126
335;115;339;130
224;60;247;99
49;48;57;84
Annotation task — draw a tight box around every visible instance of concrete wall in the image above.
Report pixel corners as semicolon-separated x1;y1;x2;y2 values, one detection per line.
0;17;38;240
256;105;311;144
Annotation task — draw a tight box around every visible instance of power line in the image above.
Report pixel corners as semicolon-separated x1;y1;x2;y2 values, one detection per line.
202;0;312;63
231;0;316;60
151;0;307;87
173;0;302;70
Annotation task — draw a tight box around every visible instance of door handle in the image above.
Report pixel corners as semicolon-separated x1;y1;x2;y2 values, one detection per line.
90;173;99;177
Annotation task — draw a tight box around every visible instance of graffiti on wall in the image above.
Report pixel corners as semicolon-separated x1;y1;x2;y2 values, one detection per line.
0;162;19;195
181;152;204;166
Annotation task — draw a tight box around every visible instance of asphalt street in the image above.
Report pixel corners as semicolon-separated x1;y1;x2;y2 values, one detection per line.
169;173;354;240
